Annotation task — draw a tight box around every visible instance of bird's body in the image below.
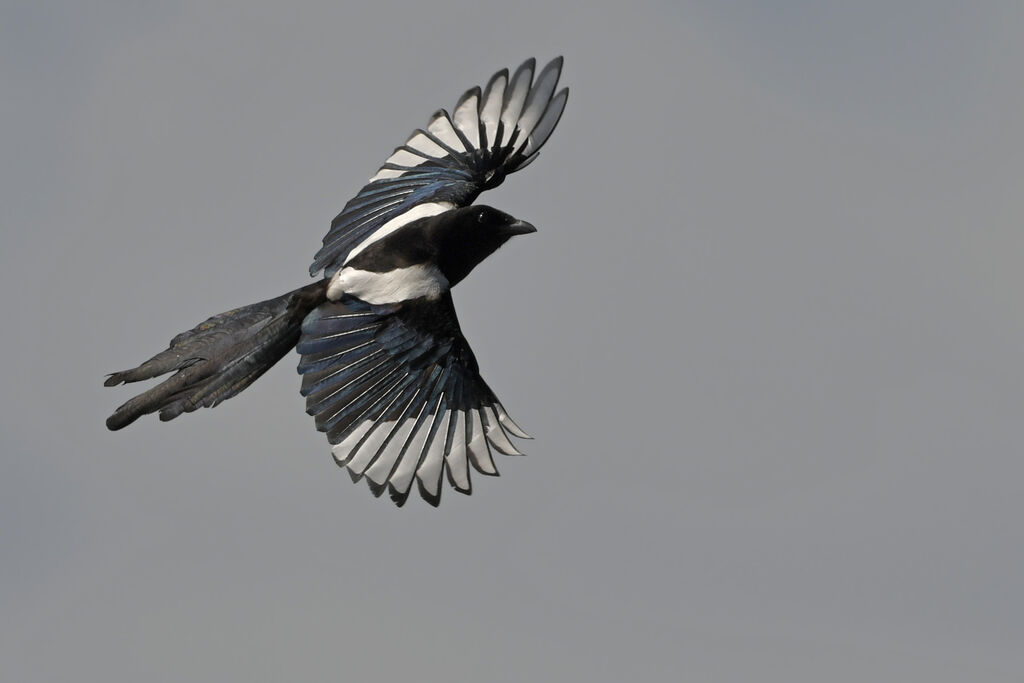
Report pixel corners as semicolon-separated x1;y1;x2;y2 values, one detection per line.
105;58;568;506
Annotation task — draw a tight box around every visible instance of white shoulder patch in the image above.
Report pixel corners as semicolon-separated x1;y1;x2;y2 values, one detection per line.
345;201;456;263
327;263;449;304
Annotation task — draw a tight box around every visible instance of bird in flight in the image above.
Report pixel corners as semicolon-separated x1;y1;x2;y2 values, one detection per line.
105;57;569;506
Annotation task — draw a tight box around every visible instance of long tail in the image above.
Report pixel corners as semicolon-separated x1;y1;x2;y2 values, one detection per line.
105;281;328;430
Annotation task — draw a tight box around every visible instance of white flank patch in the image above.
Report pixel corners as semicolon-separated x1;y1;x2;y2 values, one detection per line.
344;201;455;262
327;263;449;304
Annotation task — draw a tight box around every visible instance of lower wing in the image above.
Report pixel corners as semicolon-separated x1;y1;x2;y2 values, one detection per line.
297;293;530;506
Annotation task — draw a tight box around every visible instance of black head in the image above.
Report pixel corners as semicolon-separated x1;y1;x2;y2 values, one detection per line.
427;205;536;286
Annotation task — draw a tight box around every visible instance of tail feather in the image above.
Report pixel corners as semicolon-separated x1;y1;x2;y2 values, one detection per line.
105;281;327;431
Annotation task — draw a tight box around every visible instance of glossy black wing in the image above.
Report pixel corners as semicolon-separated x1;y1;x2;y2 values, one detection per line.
309;57;569;276
296;294;530;506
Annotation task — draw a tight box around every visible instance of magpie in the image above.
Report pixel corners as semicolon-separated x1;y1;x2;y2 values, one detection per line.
105;57;569;506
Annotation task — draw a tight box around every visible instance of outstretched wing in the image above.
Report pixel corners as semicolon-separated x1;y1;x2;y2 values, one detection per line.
310;57;569;277
297;295;530;506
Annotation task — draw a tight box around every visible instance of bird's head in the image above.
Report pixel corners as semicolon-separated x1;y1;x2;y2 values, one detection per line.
429;205;536;286
447;205;537;239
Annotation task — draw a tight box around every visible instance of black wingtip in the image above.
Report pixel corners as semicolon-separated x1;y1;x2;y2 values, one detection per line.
388;484;411;507
485;67;510;90
455;85;482;110
444;465;472;495
417;478;442;507
367;478;387;498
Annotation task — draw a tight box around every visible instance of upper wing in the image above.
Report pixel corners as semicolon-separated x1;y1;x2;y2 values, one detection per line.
297;294;531;506
309;57;569;276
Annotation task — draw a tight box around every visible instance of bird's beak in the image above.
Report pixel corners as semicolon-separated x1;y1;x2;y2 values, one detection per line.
503;220;537;236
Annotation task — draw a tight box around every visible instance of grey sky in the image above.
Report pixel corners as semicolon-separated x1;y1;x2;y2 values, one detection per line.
4;1;1024;680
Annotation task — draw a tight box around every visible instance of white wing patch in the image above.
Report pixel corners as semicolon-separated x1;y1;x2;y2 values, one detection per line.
368;132;448;183
445;409;470;491
500;62;534;148
427;110;465;152
406;131;447;158
479;71;507;150
352;58;566;219
330;401;526;504
516;62;560;146
344;201;455;263
452;88;480;150
415;405;449;499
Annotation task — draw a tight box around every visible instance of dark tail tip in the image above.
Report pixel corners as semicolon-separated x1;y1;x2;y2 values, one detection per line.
105;412;132;431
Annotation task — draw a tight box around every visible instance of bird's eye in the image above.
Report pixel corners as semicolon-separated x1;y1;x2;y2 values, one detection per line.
476;210;487;224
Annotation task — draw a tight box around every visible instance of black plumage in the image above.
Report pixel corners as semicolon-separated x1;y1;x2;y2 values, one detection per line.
104;282;327;430
347;206;536;284
105;58;568;505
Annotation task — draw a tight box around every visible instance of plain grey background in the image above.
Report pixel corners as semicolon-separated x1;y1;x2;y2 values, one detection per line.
4;1;1023;680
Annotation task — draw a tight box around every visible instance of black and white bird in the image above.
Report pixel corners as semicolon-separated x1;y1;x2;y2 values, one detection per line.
105;57;569;506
